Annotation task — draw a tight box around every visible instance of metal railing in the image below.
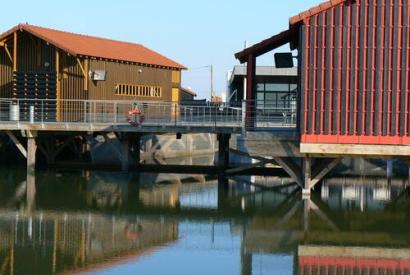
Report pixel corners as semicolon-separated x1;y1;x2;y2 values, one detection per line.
242;100;297;130
0;98;297;131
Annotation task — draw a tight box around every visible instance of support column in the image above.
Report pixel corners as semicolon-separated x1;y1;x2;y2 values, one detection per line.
26;133;37;212
302;157;312;198
245;54;256;129
121;136;130;172
27;136;37;176
387;159;393;178
134;134;141;167
218;134;230;171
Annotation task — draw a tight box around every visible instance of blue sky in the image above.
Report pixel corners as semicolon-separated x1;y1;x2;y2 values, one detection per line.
1;0;323;99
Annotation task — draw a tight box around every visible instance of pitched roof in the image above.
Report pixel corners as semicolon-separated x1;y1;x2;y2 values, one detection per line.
180;87;197;97
235;28;298;63
289;0;350;25
0;24;186;70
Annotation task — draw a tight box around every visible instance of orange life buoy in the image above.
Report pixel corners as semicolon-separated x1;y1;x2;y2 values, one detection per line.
127;108;145;126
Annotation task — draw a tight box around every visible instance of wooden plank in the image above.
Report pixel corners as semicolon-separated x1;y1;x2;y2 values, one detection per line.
273;157;303;188
229;148;277;164
84;59;89;91
3;44;13;63
13;32;17;72
301;143;410;157
303;157;311;190
6;131;27;159
56;49;61;122
76;58;87;79
310;158;341;189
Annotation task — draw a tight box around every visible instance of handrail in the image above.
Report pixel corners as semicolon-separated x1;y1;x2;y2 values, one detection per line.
0;98;297;131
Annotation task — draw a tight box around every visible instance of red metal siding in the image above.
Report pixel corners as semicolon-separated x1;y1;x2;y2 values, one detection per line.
301;0;410;145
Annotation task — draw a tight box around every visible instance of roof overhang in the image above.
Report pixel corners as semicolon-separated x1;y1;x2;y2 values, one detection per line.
289;0;353;25
234;27;299;64
0;24;187;70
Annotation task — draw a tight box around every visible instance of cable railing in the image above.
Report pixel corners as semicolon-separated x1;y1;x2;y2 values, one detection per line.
0;98;297;131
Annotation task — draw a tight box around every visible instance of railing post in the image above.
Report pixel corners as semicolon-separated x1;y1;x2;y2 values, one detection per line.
174;102;177;126
83;101;87;123
93;101;96;123
114;102;117;124
41;100;44;123
241;100;246;134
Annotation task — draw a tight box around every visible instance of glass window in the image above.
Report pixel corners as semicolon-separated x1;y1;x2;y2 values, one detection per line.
265;93;276;101
290;84;298;91
265;83;289;92
257;83;265;91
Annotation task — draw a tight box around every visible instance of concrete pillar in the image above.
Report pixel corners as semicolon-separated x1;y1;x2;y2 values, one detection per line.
26;136;37;213
387;159;393;178
121;138;129;172
217;134;230;170
134;134;141;167
27;137;37;176
302;157;311;198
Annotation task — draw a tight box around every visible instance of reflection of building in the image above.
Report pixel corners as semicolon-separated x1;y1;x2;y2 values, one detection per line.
321;177;407;211
299;245;410;274
0;212;177;274
139;184;180;208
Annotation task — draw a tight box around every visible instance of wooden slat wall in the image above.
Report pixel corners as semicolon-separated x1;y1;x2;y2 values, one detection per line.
89;59;178;101
0;43;13;98
17;32;55;72
60;54;86;122
301;0;410;145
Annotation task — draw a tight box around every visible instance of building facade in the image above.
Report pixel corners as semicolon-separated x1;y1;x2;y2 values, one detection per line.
235;0;410;150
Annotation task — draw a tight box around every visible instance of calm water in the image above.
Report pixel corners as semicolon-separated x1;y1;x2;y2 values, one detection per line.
0;166;410;274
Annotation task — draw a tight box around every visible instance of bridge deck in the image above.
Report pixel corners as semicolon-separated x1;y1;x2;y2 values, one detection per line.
0;98;297;134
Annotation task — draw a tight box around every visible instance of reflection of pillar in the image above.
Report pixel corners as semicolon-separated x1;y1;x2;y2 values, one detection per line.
10;244;14;275
26;177;36;212
52;219;58;273
240;243;252;275
303;198;310;233
218;177;229;210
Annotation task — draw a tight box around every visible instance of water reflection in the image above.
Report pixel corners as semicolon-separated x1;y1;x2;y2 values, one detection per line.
0;168;409;274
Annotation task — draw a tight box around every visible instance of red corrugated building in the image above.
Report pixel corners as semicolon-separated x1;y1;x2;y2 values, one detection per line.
236;0;410;153
235;0;410;193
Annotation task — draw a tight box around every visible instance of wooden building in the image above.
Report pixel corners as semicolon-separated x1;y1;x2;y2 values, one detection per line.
179;87;197;101
0;23;186;118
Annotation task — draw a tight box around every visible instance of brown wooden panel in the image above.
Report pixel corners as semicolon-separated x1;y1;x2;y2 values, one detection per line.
88;59;178;102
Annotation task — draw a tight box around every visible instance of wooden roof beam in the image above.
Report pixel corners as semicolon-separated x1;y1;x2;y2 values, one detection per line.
3;44;13;63
76;57;87;78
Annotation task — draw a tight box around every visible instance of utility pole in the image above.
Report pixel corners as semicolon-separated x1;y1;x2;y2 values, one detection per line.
210;64;214;100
